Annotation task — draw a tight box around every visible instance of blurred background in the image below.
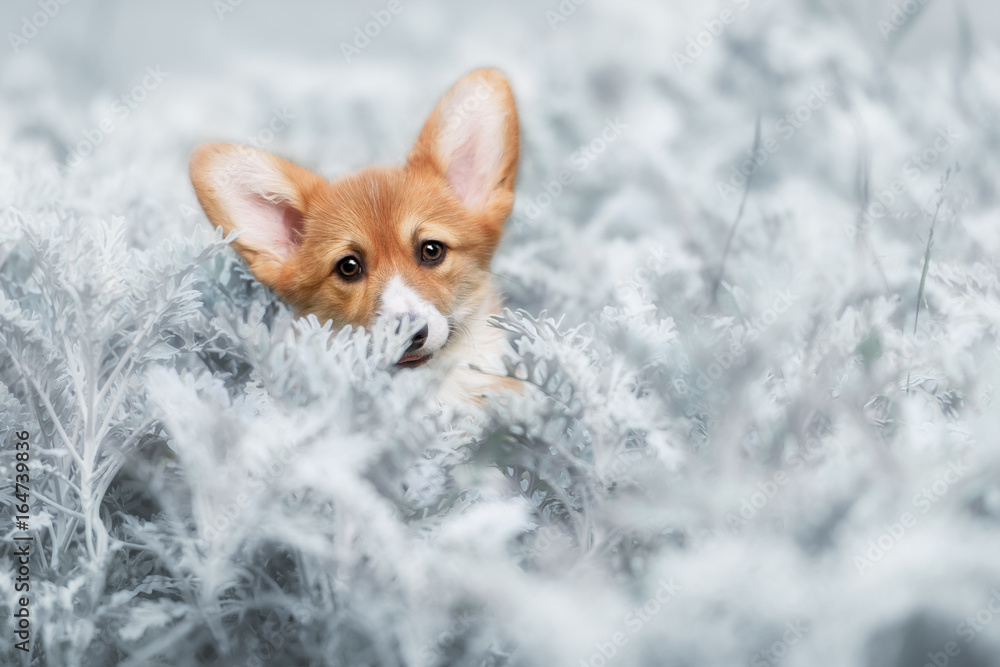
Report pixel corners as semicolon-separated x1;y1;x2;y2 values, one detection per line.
3;0;999;318
2;0;997;270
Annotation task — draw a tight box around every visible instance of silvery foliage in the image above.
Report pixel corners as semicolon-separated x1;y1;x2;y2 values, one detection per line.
0;204;685;666
2;0;1000;665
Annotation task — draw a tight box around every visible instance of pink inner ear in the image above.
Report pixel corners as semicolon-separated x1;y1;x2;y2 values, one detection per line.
235;194;305;260
445;137;492;208
437;86;505;209
282;204;305;245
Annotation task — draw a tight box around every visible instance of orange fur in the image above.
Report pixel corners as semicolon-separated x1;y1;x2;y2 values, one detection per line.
190;69;520;400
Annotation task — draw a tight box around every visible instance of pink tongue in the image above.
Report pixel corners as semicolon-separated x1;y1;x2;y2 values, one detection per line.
398;355;421;364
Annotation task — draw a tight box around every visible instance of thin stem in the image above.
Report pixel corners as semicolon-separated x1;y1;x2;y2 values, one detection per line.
33;492;87;520
713;114;762;305
913;200;943;335
3;345;84;468
908;167;956;394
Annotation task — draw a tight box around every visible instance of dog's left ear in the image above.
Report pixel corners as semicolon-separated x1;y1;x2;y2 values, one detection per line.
407;68;520;227
189;142;327;291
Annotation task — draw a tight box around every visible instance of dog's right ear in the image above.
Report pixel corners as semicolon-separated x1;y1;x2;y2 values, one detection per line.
407;69;519;232
189;142;327;288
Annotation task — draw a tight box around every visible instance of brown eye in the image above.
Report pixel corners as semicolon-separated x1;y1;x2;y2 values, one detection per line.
335;256;363;281
420;241;446;264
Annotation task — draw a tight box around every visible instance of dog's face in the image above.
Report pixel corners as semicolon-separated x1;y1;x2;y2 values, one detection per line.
190;69;519;367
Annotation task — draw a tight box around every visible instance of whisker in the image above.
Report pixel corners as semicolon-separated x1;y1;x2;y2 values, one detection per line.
487;271;519;288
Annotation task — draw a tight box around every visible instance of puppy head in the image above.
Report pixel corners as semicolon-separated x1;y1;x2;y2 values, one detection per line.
190;69;519;366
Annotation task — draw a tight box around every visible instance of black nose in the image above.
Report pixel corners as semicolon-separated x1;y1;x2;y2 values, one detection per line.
405;325;429;355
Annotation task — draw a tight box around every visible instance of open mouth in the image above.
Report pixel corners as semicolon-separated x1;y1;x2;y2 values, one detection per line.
396;354;432;369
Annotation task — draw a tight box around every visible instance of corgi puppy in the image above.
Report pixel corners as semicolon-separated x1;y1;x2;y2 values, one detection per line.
189;69;520;403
